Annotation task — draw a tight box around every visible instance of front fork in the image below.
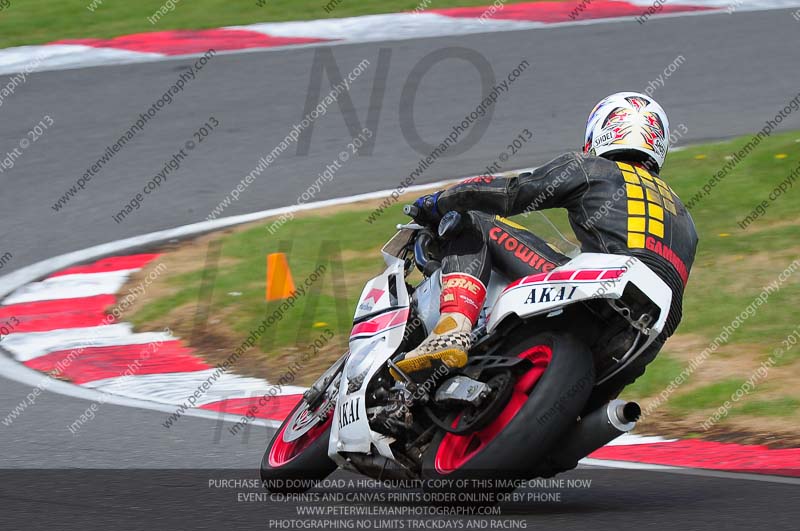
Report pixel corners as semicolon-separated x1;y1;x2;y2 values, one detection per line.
303;352;348;410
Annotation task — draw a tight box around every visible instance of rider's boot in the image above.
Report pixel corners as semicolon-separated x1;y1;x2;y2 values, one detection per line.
392;272;486;380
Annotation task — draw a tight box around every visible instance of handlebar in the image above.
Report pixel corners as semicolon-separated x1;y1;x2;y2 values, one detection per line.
413;230;434;270
413;229;442;276
403;204;442;275
403;204;420;219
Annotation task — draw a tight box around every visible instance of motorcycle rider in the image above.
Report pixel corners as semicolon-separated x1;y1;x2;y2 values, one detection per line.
395;92;698;407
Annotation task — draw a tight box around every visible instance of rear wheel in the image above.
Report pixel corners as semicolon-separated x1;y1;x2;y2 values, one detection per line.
422;331;594;491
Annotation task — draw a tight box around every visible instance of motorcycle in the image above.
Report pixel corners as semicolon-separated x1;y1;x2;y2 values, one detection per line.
261;206;672;493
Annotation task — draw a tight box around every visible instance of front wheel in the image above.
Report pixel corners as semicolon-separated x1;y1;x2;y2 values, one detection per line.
260;396;337;494
422;331;594;487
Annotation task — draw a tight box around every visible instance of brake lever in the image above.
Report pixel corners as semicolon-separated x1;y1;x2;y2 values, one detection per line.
395;222;426;231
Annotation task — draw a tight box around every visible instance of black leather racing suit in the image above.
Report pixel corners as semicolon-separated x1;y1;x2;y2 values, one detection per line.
434;152;699;407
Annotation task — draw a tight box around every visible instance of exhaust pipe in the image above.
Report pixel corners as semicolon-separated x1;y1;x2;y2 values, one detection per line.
542;399;640;474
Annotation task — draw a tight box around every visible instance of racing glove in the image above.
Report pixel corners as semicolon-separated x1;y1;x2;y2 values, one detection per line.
409;191;443;226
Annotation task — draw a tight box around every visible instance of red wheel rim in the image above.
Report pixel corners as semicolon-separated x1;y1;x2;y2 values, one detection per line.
433;344;553;474
268;409;332;468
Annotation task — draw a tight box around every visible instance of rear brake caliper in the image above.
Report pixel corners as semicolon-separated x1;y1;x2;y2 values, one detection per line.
427;356;533;434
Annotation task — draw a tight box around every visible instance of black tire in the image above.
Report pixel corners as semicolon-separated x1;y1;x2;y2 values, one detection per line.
421;331;594;492
260;399;337;494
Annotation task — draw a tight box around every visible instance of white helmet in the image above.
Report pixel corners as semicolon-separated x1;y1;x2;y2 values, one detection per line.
583;92;670;172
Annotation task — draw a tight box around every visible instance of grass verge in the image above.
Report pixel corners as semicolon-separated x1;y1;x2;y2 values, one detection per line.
123;130;800;445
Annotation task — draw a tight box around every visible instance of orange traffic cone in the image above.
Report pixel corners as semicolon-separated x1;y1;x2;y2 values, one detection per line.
266;253;297;301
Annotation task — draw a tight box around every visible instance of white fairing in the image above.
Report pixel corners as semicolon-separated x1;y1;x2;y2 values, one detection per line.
487;253;672;358
329;255;410;463
327;251;671;465
410;269;441;336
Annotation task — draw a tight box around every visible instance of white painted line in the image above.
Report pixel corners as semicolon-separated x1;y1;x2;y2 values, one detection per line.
0;353;281;429
0;44;164;76
83;369;306;406
580;457;678;471
0;177;464;302
4;2;800;75
605;433;677;446
228;13;541;41
581;457;800;485
3;269;139;304
230;1;800;43
633;0;800;7
1;323;174;362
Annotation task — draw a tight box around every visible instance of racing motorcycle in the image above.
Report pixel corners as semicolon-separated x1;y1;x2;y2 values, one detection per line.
261;206;672;492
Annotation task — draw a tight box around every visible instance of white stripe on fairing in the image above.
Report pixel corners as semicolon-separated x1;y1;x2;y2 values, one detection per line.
1;323;174;362
0;44;164;76
2;269;138;304
227;13;541;41
83;369;306;406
